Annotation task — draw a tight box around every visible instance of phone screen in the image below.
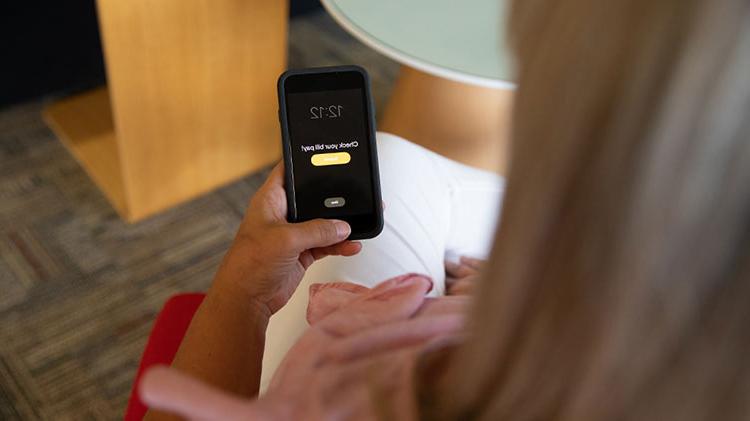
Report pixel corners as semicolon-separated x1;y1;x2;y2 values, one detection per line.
280;68;382;238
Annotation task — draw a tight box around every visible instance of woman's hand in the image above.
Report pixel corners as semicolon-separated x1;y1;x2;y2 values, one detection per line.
138;162;357;419
445;256;485;295
214;162;362;316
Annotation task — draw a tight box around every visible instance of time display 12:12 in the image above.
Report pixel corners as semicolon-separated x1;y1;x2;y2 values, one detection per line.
310;105;343;119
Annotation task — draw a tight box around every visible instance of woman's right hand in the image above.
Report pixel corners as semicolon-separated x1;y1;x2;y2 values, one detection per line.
213;162;362;317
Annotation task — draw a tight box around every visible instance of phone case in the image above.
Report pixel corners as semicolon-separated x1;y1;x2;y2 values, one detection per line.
277;65;384;240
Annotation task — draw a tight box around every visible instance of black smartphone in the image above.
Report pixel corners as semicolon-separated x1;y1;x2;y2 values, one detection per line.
277;65;383;240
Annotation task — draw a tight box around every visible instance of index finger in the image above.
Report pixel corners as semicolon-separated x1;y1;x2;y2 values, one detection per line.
460;256;486;271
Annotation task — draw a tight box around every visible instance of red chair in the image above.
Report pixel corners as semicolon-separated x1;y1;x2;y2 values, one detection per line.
124;293;206;421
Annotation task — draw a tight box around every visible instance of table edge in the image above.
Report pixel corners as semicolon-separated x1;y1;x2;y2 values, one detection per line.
320;0;516;90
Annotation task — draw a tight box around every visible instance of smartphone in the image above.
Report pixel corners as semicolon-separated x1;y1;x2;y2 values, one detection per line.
277;65;383;240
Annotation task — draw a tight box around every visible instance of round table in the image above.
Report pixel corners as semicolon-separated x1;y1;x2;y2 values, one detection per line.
320;0;515;173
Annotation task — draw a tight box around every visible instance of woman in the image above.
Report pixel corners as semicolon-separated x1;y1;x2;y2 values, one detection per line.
141;0;750;418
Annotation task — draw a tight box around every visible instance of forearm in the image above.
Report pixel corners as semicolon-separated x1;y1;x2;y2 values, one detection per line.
144;261;270;420
172;281;269;395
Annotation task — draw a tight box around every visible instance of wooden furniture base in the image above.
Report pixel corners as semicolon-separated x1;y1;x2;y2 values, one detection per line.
43;0;287;222
44;89;128;215
380;66;513;174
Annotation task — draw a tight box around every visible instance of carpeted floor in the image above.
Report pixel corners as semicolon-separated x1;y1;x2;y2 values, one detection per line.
0;12;398;420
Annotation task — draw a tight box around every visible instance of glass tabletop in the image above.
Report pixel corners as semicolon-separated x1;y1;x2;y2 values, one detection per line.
320;0;515;88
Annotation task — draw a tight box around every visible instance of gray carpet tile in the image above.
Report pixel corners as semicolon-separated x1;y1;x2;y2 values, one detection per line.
0;11;398;420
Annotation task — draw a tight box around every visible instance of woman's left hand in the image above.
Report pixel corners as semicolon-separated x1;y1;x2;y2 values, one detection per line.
214;162;362;316
445;256;485;295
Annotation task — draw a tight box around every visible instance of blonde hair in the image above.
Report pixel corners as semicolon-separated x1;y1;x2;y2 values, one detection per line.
428;0;750;419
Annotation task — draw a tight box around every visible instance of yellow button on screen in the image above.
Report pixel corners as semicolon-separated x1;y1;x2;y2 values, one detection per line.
311;152;351;166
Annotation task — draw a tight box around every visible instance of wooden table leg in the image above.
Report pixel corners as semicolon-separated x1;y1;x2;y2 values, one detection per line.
379;66;513;175
43;0;288;222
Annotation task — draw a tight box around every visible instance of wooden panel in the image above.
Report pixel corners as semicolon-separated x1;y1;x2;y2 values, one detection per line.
380;66;513;174
96;0;287;219
43;88;129;218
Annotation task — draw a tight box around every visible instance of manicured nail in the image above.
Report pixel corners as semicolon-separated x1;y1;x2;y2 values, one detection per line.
444;260;461;272
333;220;351;238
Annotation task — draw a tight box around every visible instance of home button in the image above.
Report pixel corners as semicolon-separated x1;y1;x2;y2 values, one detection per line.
324;197;346;208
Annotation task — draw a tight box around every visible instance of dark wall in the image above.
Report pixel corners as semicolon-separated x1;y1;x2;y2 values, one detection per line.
0;0;321;109
1;0;106;108
290;0;322;17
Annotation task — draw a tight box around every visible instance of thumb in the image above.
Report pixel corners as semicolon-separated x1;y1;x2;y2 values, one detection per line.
139;365;265;420
285;219;351;252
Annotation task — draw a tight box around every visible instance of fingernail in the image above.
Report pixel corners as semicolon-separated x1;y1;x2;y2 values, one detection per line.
370;275;432;301
399;274;433;292
333;220;351;238
444;260;464;274
396;273;421;284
